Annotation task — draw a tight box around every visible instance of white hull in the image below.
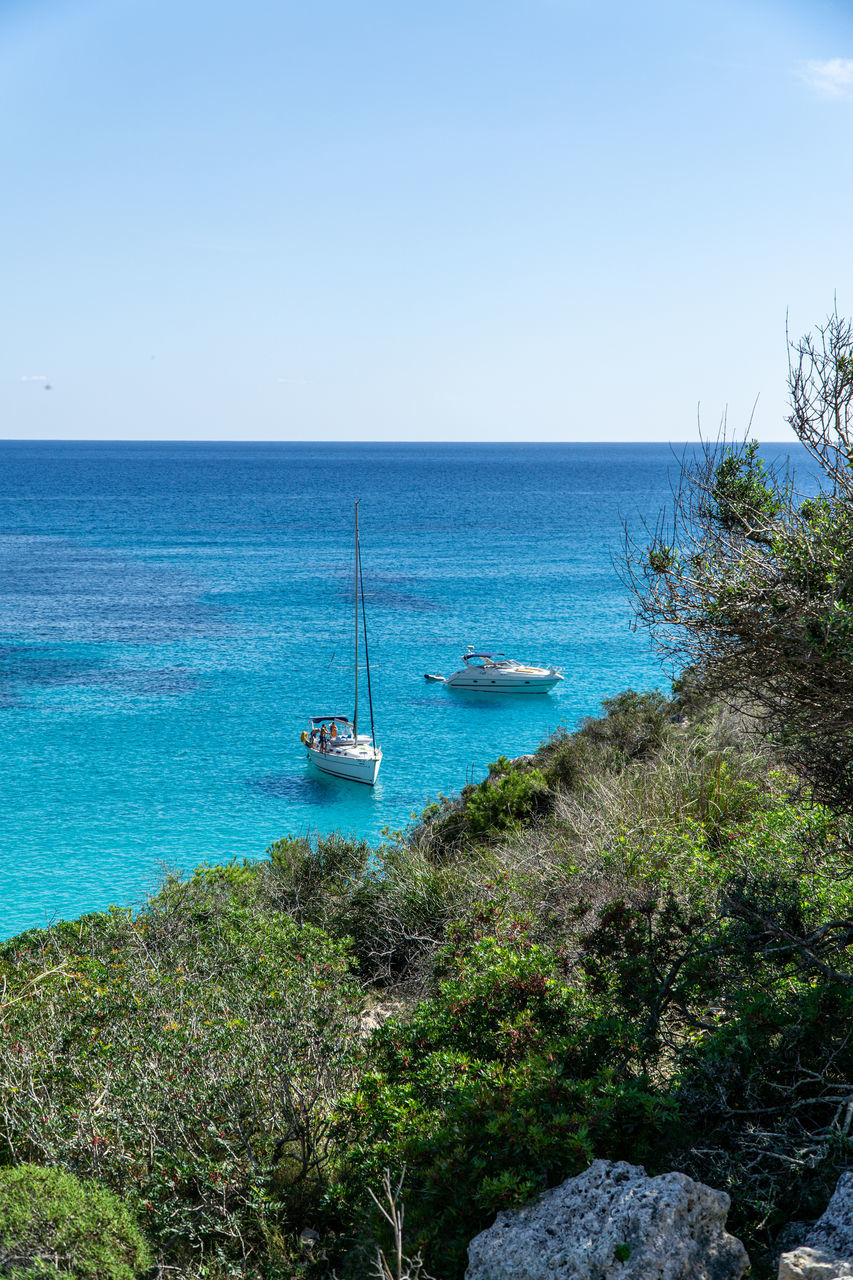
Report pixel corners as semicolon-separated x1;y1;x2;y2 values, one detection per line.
307;740;382;785
445;671;562;693
438;650;563;693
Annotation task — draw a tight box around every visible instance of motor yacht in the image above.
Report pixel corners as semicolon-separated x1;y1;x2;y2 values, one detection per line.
428;649;563;693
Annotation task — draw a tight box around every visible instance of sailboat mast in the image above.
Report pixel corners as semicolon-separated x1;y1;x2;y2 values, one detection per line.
353;498;359;741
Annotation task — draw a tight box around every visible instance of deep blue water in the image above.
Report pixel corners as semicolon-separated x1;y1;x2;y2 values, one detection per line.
0;441;808;938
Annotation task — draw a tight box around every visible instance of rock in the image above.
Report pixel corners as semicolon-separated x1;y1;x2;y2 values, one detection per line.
465;1159;749;1280
806;1175;853;1257
778;1246;853;1278
778;1174;853;1279
775;1222;811;1255
359;1003;395;1037
489;755;536;775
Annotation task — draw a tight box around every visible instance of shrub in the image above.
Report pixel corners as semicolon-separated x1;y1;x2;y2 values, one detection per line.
538;690;674;793
408;763;550;859
0;896;364;1274
267;833;373;921
0;1164;150;1279
336;924;676;1278
579;690;673;762
667;910;853;1272
538;728;595;793
464;764;549;838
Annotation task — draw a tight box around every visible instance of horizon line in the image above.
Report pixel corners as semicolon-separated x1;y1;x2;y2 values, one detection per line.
0;437;801;446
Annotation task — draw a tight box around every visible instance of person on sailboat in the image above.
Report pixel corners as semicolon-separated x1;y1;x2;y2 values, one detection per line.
319;723;328;753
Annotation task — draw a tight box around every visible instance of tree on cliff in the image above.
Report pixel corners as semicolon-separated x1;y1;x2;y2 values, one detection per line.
625;307;853;813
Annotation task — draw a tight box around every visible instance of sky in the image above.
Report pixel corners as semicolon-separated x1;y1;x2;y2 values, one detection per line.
2;0;853;442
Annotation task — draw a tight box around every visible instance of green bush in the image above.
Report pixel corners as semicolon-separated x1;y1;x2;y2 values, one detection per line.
267;832;373;916
336;922;676;1278
0;894;364;1275
668;886;853;1268
538;728;595;792
579;690;673;763
464;762;549;837
0;1164;150;1279
409;761;550;857
538;690;673;793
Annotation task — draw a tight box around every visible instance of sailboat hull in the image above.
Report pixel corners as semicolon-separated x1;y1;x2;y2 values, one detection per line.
307;743;382;785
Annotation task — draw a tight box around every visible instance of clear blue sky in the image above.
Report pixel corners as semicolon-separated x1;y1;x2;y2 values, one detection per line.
3;0;852;441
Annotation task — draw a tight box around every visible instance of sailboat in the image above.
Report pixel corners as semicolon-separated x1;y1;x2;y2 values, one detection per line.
301;500;382;785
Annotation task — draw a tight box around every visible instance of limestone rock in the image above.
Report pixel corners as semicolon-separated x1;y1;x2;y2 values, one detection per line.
778;1174;853;1279
776;1223;811;1255
359;1002;395;1038
778;1246;853;1278
489;755;536;776
807;1175;853;1257
464;1158;749;1280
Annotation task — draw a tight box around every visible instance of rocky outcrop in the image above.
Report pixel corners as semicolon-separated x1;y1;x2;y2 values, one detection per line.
359;1002;396;1038
778;1246;853;1278
465;1159;749;1280
804;1175;853;1256
779;1174;853;1279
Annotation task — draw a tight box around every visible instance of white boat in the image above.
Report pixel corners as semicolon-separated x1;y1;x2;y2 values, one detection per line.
302;501;382;785
303;715;382;784
435;648;563;693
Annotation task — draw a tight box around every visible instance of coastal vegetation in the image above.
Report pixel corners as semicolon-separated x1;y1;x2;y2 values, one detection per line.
625;308;853;815
0;1164;150;1279
2;309;853;1278
3;685;852;1279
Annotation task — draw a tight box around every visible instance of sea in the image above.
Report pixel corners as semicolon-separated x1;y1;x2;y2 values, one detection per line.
0;440;809;939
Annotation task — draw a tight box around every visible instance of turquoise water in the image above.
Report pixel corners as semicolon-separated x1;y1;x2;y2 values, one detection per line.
0;441;804;938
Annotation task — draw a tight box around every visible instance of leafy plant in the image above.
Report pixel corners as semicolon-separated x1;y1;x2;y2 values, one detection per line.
336;925;676;1278
0;1164;150;1279
464;763;549;838
626;309;853;813
0;890;364;1274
